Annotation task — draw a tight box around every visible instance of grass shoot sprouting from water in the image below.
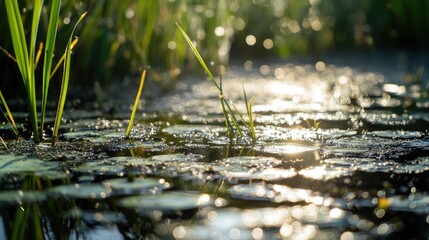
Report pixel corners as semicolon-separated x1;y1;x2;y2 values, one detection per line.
52;12;87;144
0;89;19;137
4;0;86;143
4;0;42;142
40;0;62;137
176;23;256;142
126;68;147;138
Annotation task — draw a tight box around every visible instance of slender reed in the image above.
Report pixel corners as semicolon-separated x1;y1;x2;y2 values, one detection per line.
0;89;19;136
126;68;147;138
40;0;61;136
52;12;87;144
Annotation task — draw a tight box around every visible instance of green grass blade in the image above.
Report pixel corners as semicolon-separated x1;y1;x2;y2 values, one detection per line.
50;38;78;79
126;69;147;138
247;97;256;140
41;0;61;135
0;137;7;149
223;99;243;136
230;100;249;128
176;23;220;90
0;46;17;62
34;42;43;67
4;0;29;81
0;89;19;136
52;12;87;144
27;0;44;142
243;86;256;140
218;77;232;138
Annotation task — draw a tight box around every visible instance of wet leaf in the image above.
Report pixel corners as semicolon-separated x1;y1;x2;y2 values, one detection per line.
117;191;225;211
104;177;170;194
50;183;112;199
0;190;46;204
0;155;58;173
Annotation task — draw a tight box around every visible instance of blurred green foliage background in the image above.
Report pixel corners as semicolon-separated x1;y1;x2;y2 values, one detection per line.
1;0;428;92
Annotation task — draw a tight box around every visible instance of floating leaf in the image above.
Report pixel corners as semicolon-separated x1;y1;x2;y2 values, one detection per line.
0;155;57;173
50;183;112;199
151;153;204;163
0;190;46;204
104;178;170;194
117;191;225;211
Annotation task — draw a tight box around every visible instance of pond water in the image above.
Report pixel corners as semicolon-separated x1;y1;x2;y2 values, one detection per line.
1;55;429;239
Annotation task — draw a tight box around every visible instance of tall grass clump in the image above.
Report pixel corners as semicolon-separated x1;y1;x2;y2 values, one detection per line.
176;23;256;142
4;0;85;143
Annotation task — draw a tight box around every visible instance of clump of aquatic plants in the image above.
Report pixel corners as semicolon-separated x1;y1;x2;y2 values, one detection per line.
176;23;256;142
2;0;86;144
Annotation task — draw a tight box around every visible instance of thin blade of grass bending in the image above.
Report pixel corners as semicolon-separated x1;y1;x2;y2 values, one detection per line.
230;100;249;129
0;89;19;136
223;99;243;137
34;42;44;67
52;12;87;144
0;46;17;62
176;23;220;90
50;38;79;79
41;0;61;135
243;86;256;140
0;137;7;149
247;97;256;140
219;77;233;139
126;68;147;138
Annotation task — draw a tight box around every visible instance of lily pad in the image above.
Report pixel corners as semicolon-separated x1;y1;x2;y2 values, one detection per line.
34;170;71;180
257;126;357;142
162;124;224;139
260;144;318;155
50;183;112;199
0;190;46;204
367;130;424;139
0;155;58;173
117;191;225;211
216;156;282;169
104;178;170;194
222;168;296;181
323;156;429;174
105;156;152;166
65;208;126;225
228;183;312;203
74;162;125;176
62;130;101;140
151;153;204;163
299;166;351;180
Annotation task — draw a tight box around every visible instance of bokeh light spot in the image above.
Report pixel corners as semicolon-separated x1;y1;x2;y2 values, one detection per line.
263;39;274;49
246;35;257;46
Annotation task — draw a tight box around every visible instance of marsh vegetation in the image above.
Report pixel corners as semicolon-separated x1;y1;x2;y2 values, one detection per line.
0;1;429;239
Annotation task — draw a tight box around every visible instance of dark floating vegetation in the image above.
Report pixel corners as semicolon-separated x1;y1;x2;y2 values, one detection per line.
1;0;429;240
